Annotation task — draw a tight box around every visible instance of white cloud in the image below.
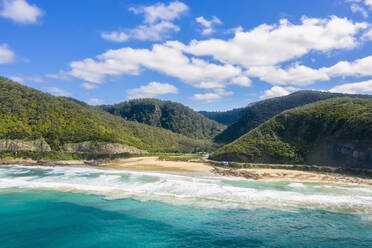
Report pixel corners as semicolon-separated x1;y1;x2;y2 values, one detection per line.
67;15;371;100
101;32;129;43
46;70;70;81
127;81;178;99
329;79;372;94
247;64;330;86
80;83;99;89
230;76;251;87
46;87;72;97
0;0;43;24
196;16;222;35
10;75;44;83
102;1;188;42
260;86;299;99
0;43;15;64
129;21;180;41
191;88;233;103
192;92;221;102
88;98;104;105
69;42;243;87
10;76;24;83
129;1;188;24
350;4;368;17
184;16;367;67
324;55;372;78
346;0;372;8
362;29;372;40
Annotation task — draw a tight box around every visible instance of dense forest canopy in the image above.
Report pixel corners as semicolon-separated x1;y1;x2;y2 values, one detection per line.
214;90;372;144
0;77;213;153
199;108;243;125
211;97;372;168
99;98;225;139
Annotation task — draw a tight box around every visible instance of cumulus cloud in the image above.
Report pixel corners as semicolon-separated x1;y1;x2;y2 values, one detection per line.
260;86;299;99
329;79;372;94
184;16;367;67
88;98;104;105
324;55;372;78
10;76;24;83
362;29;372;40
129;21;180;41
347;0;372;9
101;32;129;43
69;42;243;88
350;3;368;17
192;88;233;103
67;15;371;102
129;1;188;24
11;75;44;83
80;83;99;90
0;0;43;24
46;70;70;81
230;76;251;87
102;1;188;42
196;16;222;35
0;43;15;64
247;64;330;86
127;81;178;99
46;87;71;97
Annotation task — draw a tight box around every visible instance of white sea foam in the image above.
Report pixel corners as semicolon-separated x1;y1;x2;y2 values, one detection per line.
1;165;372;215
288;183;306;188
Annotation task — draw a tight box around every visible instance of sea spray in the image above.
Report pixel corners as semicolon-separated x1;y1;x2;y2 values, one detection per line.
1;165;372;215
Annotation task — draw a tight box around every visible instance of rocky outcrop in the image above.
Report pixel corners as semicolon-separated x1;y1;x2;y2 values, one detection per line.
0;139;51;152
63;142;146;154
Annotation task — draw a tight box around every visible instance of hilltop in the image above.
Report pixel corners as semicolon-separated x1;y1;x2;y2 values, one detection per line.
199;108;243;125
99;98;225;139
0;77;213;154
211;97;372;168
214;91;372;144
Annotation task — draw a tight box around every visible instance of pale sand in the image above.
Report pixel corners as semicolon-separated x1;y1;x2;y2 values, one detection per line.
213;167;372;186
102;156;213;172
2;156;371;185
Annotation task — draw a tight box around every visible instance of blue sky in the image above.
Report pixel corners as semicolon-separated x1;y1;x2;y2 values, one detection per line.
1;0;372;111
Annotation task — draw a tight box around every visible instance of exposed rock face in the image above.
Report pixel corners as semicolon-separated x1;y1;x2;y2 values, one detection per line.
0;139;51;152
63;142;146;154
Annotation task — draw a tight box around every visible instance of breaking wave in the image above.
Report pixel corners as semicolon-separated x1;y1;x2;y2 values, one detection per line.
1;164;372;215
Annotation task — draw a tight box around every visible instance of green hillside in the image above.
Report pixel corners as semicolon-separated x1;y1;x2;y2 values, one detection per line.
211;97;372;168
199;108;243;125
99;98;225;139
214;90;372;144
0;77;213;153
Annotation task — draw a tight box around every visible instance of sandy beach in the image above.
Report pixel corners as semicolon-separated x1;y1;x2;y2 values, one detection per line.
102;156;213;172
2;156;372;185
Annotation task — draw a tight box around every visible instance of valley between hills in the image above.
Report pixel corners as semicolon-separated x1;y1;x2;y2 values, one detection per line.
1;76;371;181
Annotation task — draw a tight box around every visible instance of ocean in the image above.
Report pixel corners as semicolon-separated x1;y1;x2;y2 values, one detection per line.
1;164;372;248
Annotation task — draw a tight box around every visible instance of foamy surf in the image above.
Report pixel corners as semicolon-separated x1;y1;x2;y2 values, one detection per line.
1;164;372;215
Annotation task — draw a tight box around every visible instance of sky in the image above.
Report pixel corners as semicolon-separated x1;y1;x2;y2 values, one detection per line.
1;0;372;111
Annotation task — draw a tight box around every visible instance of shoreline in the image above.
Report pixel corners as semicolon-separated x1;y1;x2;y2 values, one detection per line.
1;157;372;186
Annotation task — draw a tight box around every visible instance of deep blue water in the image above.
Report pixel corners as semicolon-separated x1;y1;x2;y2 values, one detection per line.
1;165;372;248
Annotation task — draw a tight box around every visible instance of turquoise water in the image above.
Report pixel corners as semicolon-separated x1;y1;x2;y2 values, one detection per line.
1;165;372;247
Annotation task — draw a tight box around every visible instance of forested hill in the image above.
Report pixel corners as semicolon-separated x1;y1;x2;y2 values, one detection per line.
99;99;225;139
211;97;372;168
199;108;243;125
0;77;212;153
214;90;372;144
